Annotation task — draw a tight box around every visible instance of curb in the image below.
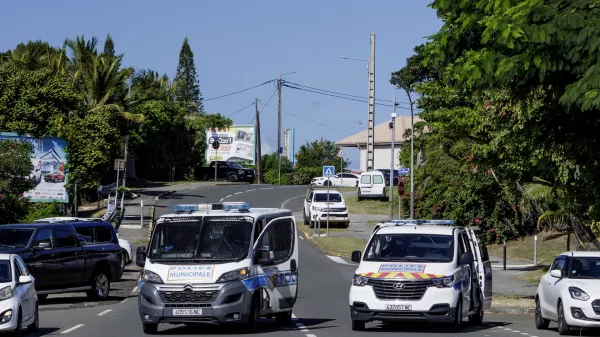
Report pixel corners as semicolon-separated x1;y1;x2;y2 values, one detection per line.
295;222;351;258
487;307;535;315
212;182;251;186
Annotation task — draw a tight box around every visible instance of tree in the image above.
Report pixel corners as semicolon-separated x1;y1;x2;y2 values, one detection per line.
0;140;36;224
173;37;203;114
102;34;115;58
296;139;349;173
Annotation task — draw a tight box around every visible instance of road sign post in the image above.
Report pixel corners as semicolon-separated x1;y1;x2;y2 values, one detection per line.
323;165;335;236
113;159;125;212
338;149;344;187
212;132;220;183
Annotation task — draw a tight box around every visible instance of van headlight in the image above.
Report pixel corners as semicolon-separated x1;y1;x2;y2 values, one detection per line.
216;268;250;283
0;286;13;301
569;287;590;301
432;276;454;288
353;274;368;287
142;270;164;284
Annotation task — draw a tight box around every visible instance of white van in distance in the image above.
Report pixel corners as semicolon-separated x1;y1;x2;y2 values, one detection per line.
357;171;387;200
136;202;299;334
349;219;492;332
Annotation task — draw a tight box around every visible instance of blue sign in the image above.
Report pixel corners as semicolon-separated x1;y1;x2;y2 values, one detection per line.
212;132;219;139
398;168;409;175
323;165;335;177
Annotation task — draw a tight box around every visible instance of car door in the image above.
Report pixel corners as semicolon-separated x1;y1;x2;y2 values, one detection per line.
14;256;35;322
456;232;472;312
542;256;567;319
217;162;229;179
466;228;493;310
27;228;59;290
53;228;86;287
304;191;313;219
253;216;298;313
12;257;32;323
372;174;385;195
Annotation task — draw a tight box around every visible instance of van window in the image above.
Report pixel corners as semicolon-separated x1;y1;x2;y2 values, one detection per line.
96;226;113;243
74;226;94;242
313;193;342;202
361;175;371;184
373;175;384;184
257;218;294;264
473;230;490;261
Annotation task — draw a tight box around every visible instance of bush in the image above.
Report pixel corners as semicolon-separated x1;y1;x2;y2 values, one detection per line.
292;166;321;185
263;170;292;185
20;201;63;223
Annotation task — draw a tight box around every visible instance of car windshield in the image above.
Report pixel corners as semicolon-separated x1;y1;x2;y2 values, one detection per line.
148;217;253;262
314;193;342;202
364;233;454;262
568;256;600;279
226;162;242;169
0;260;10;282
0;228;34;248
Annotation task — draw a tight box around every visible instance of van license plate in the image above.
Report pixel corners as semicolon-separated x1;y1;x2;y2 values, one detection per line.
173;309;203;316
386;304;412;311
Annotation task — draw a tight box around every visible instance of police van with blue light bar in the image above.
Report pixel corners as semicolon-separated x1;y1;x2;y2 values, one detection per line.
348;219;492;332
135;201;299;334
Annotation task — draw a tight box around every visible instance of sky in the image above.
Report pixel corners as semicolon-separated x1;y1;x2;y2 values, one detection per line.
0;0;442;170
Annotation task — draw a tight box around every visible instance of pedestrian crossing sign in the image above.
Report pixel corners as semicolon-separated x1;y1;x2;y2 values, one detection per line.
323;165;335;177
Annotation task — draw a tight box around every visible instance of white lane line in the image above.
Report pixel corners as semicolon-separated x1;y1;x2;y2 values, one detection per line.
234;191;243;195
98;309;112;316
327;255;350;265
247;189;256;192
121;298;128;304
299;236;304;240
306;334;317;337
132;286;139;293
292;313;309;332
61;324;85;334
520;333;530;336
262;187;274;190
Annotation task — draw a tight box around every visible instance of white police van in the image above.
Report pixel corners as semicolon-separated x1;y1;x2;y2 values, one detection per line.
135;202;299;334
349;219;492;332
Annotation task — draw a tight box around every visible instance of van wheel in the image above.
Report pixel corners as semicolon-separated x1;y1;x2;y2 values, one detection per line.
534;297;549;329
309;220;314;228
87;270;110;300
352;320;365;331
242;296;260;333
275;310;292;326
229;173;238;182
142;323;158;334
303;212;309;225
451;298;462;332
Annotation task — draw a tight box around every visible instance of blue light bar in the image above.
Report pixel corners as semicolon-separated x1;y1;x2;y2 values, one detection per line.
222;202;251;211
172;204;201;212
388;219;455;225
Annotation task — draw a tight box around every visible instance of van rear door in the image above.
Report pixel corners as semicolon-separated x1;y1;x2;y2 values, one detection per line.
253;216;298;313
466;228;492;310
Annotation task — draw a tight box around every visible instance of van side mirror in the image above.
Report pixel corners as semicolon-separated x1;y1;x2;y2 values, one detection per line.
255;246;273;265
18;275;33;284
33;242;51;250
459;252;474;266
136;246;147;267
550;269;562;278
351;250;362;263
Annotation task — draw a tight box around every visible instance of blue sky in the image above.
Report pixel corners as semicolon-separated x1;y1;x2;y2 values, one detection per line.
1;0;442;170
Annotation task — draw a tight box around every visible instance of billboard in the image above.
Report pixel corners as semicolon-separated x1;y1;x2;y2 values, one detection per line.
0;132;69;203
283;128;295;168
205;125;256;164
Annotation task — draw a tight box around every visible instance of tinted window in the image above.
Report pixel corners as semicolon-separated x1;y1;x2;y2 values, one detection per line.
74;226;94;243
55;229;78;247
313;193;342;202
96;226;113;243
551;257;568;276
473;230;490;261
567;256;600;279
15;257;29;276
361;175;371;184
373;175;384;184
34;229;53;247
0;228;35;248
0;260;10;282
257;219;294;264
13;260;22;279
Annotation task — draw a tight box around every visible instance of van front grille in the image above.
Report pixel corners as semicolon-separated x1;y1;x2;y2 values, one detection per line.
367;279;433;300
160;289;218;303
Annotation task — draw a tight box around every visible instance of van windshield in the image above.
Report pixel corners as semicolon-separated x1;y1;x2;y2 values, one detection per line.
364;233;454;263
314;193;342;202
148;217;253;262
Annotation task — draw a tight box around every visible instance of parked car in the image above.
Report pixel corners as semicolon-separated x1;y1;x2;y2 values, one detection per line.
0;253;39;335
376;169;400;187
311;172;360;187
303;187;349;228
357;171;387;200
43;171;65;183
34;217;132;277
0;223;122;301
199;160;255;183
535;251;600;334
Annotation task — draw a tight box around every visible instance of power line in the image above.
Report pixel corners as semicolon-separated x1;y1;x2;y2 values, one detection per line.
249;88;278;124
286;81;398;104
226;102;255;117
204;79;275;102
261;103;361;129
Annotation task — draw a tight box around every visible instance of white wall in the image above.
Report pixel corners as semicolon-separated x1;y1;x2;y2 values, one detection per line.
358;145;402;172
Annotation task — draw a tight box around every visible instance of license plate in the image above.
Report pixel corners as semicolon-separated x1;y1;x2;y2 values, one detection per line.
386;304;412;311
173;309;203;316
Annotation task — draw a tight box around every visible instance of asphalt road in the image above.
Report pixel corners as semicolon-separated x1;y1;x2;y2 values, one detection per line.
32;184;597;336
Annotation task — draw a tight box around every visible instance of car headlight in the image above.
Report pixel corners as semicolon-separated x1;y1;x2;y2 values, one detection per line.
216;268;250;283
0;310;12;323
141;270;164;284
353;274;368;287
0;286;13;301
432;275;455;288
569;287;590;301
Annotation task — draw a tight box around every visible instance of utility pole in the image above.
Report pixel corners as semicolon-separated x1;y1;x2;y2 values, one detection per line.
408;91;415;219
255;97;262;184
277;76;282;185
388;94;396;220
367;33;376;172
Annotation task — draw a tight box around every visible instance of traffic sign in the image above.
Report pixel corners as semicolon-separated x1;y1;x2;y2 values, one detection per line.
338;149;344;157
323;165;335;177
212;141;220;150
398;168;409;175
114;159;125;171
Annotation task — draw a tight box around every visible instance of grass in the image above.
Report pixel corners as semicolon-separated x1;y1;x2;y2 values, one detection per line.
345;193;400;215
518;268;547;284
487;231;577;265
297;220;349;235
492;295;534;309
133;239;149;245
313;236;367;257
366;221;379;227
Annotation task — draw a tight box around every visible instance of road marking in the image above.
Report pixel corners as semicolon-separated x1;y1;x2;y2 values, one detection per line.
247;189;256;192
520;333;530;336
98;309;112;316
281;194;306;209
61;324;84;334
234;191;243;195
306;334;317;337
132;286;139;293
299;236;304;240
121;298;128;304
262;187;274;190
292;313;309;332
327;256;350;265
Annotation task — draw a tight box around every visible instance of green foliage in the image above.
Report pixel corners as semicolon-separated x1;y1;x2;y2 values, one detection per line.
174;37;203;114
0;140;36;224
19;201;62;223
291;166;322;185
102;34;115;57
296;139;349;172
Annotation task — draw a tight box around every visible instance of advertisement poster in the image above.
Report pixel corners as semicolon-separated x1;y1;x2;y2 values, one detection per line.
0;132;69;203
205;125;256;164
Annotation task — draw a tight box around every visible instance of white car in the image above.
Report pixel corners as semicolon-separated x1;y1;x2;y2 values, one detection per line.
303;188;350;228
535;251;600;334
357;171;387;200
0;253;39;335
311;173;360;187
